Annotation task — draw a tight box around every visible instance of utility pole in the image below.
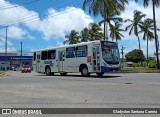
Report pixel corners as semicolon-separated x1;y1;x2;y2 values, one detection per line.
121;46;125;68
20;42;22;68
103;1;106;40
5;26;8;71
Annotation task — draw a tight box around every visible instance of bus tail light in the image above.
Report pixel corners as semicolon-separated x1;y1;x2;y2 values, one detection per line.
87;56;91;62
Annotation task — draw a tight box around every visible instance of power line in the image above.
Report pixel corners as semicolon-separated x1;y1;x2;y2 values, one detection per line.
0;0;40;10
0;0;82;26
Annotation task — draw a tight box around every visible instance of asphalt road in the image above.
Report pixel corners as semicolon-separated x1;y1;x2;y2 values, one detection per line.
0;71;160;116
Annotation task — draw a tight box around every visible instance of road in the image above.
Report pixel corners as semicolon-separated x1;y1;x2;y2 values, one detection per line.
0;71;160;116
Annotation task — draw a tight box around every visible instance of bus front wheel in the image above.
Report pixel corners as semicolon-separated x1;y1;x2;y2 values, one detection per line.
96;72;104;77
81;67;90;77
45;67;51;75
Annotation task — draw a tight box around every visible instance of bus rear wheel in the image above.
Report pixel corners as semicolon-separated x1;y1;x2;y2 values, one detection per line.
81;67;90;77
96;72;104;77
45;67;51;75
60;72;67;76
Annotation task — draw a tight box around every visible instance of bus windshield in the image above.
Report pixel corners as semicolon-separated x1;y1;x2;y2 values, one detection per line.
101;42;119;64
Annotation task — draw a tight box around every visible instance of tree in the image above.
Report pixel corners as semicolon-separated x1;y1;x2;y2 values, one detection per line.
63;30;80;45
125;49;145;63
109;22;124;43
99;8;124;40
139;18;154;66
125;10;146;50
88;23;103;41
135;0;160;69
80;27;90;42
83;0;128;40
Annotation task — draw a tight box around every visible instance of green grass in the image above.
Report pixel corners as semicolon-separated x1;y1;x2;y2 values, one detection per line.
121;67;160;73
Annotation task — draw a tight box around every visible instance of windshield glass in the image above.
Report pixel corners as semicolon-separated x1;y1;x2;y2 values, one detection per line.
101;42;119;64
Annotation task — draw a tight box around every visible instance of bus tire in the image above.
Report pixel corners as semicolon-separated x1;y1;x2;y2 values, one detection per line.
81;67;90;77
45;66;51;75
60;72;67;76
96;72;104;77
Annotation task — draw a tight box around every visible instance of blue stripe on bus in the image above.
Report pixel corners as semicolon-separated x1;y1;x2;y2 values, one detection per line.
101;66;120;72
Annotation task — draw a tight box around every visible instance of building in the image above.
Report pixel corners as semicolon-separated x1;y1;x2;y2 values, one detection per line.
0;53;33;70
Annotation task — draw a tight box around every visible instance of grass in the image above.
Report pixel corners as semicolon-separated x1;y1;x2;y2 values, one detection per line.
0;71;5;76
121;67;160;73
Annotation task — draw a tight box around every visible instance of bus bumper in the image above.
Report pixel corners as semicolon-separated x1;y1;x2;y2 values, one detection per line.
101;66;120;73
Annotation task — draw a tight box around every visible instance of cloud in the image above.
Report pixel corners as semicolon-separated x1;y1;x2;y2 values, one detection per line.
26;7;93;41
0;0;39;26
7;26;27;39
26;34;36;40
0;37;13;46
0;0;93;41
0;47;17;53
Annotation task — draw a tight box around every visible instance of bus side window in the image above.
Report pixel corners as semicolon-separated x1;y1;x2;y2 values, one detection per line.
76;45;87;57
66;47;75;58
48;50;56;59
41;51;48;60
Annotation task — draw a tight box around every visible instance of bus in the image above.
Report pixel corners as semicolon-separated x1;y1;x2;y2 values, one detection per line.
32;40;120;77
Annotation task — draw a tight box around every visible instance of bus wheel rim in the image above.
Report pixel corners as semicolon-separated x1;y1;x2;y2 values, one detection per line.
47;68;50;74
83;68;88;75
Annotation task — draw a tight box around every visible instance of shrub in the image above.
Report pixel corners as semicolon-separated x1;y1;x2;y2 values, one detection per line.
142;61;147;68
148;60;157;68
133;63;138;68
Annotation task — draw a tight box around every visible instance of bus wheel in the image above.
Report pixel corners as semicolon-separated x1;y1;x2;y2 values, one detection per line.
81;67;90;77
96;72;104;77
60;73;67;76
45;67;51;75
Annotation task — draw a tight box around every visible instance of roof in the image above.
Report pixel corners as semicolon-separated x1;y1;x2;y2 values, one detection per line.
0;53;17;56
127;62;133;64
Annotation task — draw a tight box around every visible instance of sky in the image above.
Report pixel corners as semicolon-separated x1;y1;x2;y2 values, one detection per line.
0;0;160;57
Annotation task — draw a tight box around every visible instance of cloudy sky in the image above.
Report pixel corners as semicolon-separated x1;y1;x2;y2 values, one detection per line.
0;0;160;57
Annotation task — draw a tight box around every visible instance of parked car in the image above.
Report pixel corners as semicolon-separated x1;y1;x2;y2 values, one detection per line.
21;65;31;73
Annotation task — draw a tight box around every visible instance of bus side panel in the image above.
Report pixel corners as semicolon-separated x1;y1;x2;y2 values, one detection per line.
65;58;79;72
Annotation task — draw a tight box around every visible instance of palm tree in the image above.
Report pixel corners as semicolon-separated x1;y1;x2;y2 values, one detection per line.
125;10;146;50
99;9;123;41
135;0;160;69
83;0;128;40
81;27;90;42
88;23;103;41
109;22;124;44
63;30;80;45
139;18;154;66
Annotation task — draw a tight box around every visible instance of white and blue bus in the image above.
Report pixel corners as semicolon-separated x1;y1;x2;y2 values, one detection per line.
33;40;120;77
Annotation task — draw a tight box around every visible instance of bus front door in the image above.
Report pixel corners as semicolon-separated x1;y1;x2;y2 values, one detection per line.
36;54;41;72
92;46;100;72
58;51;65;72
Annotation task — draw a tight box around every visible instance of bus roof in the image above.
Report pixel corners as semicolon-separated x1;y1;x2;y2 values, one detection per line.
33;40;116;52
